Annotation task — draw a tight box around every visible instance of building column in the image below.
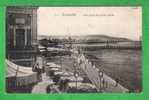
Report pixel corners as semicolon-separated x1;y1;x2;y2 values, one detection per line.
31;14;33;45
25;27;27;47
13;26;16;47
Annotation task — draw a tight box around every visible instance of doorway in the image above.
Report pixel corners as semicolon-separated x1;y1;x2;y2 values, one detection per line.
16;29;25;48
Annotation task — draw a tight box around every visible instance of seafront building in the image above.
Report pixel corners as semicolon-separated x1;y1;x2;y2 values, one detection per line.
6;6;38;66
6;7;39;92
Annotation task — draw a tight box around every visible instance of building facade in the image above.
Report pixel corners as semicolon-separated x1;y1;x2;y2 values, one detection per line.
6;7;38;66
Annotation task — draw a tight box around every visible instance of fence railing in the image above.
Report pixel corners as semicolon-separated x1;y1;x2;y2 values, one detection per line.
6;59;38;87
72;49;129;92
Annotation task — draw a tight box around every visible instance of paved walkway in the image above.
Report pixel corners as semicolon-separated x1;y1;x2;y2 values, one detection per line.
100;73;129;92
73;51;129;93
32;73;54;93
32;57;129;93
79;60;129;92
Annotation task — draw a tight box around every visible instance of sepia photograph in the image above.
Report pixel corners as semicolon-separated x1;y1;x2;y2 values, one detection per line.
6;6;142;93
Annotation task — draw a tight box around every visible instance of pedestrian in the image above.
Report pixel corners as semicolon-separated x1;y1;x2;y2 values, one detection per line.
115;78;119;87
36;63;42;82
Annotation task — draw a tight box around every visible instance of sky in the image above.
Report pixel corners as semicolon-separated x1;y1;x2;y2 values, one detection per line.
37;7;142;40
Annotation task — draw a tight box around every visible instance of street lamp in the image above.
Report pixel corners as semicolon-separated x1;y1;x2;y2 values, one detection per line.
98;71;103;92
74;72;78;89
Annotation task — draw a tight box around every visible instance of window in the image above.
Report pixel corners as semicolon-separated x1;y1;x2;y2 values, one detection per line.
15;18;25;24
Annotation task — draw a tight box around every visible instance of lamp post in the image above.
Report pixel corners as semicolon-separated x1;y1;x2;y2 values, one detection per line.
73;59;78;90
60;55;62;71
98;71;103;92
74;72;78;89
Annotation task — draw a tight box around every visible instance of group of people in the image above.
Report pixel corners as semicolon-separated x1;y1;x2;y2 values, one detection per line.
32;56;45;82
